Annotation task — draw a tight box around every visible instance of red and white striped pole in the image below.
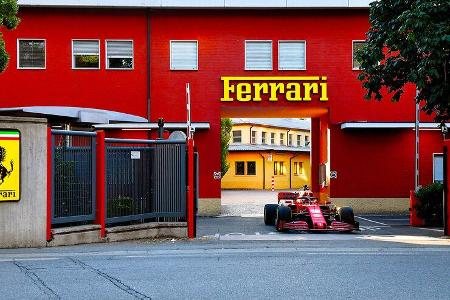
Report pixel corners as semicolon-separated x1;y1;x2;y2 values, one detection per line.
271;176;275;192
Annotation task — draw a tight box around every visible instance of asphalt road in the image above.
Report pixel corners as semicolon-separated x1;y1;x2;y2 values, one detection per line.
1;215;449;300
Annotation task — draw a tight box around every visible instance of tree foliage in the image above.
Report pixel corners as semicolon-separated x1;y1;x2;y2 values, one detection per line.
357;0;450;122
0;0;20;72
220;118;232;176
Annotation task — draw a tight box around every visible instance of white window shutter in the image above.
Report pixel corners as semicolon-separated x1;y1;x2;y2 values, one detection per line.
107;41;133;58
171;41;198;70
279;41;305;70
245;41;272;70
73;40;99;55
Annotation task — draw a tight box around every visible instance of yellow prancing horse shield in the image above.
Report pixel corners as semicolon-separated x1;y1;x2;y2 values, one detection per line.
0;130;20;201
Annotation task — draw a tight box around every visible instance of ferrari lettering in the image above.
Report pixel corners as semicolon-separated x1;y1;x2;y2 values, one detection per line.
220;76;328;102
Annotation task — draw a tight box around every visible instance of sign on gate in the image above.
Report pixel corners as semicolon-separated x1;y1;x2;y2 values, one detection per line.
0;129;20;201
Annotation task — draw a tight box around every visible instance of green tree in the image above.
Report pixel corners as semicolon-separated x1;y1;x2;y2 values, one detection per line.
221;118;232;176
0;0;20;72
357;0;450;122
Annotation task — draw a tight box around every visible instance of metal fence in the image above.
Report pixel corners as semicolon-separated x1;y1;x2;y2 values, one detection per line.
51;130;96;224
105;139;186;224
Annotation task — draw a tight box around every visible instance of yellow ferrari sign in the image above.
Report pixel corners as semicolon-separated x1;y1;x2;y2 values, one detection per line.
0;129;20;201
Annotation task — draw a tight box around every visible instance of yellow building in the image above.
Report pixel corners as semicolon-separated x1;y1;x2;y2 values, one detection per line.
221;118;311;190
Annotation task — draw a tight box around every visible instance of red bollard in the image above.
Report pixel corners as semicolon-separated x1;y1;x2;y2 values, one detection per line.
96;130;106;238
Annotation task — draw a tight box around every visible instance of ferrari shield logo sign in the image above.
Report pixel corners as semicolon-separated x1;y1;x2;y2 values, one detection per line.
0;130;20;201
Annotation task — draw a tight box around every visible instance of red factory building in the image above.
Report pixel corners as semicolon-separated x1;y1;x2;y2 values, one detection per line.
0;0;444;215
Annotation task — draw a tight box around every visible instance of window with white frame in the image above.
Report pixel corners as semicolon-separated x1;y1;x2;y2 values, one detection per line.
270;132;275;145
288;134;293;146
245;41;272;70
17;39;46;69
297;134;302;147
170;41;198;70
262;132;267;144
305;135;310;146
106;40;133;69
280;133;285;145
278;41;306;70
352;41;366;70
433;154;444;182
251;131;257;144
72;40;100;69
232;130;242;143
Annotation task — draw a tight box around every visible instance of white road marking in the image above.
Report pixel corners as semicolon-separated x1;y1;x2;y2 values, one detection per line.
241;214;264;218
0;257;61;262
355;216;388;226
416;227;444;233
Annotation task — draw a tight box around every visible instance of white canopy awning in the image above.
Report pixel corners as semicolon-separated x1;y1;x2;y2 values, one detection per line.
0;106;148;124
94;122;210;130
340;122;448;130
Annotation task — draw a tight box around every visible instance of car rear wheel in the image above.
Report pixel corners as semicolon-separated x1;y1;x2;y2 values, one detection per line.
264;204;278;225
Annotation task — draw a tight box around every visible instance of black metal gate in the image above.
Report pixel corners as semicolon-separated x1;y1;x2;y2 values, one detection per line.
105;139;186;224
51;130;96;224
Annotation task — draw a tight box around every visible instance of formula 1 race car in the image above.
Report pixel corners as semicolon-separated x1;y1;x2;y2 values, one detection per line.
264;186;359;232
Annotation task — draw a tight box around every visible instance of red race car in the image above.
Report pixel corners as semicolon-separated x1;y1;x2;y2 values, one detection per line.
264;186;359;232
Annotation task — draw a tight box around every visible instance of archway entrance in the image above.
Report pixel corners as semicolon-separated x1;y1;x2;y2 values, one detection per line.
219;106;331;218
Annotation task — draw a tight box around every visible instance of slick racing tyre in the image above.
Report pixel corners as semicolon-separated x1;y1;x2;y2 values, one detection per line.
277;205;292;222
264;204;278;225
337;206;355;224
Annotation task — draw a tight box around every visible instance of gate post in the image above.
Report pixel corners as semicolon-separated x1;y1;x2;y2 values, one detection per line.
46;127;52;242
187;138;195;238
444;144;449;236
96;130;106;238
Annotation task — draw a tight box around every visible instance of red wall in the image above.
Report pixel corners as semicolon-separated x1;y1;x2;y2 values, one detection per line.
149;9;426;199
0;8;149;118
331;127;443;198
0;8;442;200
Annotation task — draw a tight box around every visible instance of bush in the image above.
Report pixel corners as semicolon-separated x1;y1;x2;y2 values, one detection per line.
414;182;444;226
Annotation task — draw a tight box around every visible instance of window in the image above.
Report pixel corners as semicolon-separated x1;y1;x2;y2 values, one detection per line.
247;161;256;175
352;41;366;70
235;161;245;175
293;162;303;175
305;135;310;146
245;41;272;70
17;39;46;69
170;41;198;70
288;134;293;146
261;132;267;144
106;40;133;69
278;41;306;70
297;135;302;147
232;130;242;143
72;40;100;69
251;131;257;144
274;161;285;176
433;154;444;182
270;133;275;144
280;133;285;145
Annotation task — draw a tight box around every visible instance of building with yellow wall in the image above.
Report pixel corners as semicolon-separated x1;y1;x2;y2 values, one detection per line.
221;118;311;190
